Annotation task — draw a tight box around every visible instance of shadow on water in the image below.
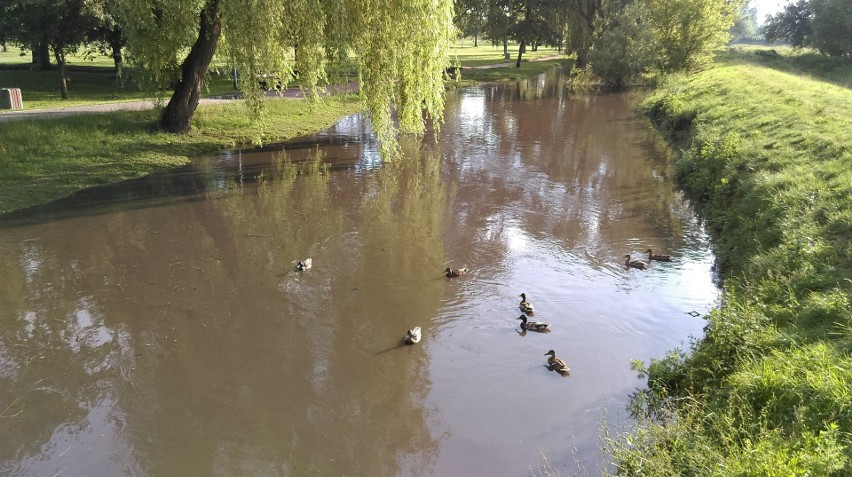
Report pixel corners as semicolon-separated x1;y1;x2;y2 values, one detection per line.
0;132;376;229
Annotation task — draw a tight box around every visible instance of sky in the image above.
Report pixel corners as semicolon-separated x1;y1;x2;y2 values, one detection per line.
749;0;787;23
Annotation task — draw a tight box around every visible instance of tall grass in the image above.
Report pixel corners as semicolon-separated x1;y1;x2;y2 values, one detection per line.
611;48;852;475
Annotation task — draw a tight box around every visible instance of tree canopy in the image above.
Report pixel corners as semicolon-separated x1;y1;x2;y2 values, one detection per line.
584;0;739;86
1;0;102;97
763;0;852;56
115;0;455;158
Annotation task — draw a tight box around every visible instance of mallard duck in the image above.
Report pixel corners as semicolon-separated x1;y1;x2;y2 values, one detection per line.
296;258;312;271
517;314;549;332
646;249;672;262
519;293;535;314
545;349;570;373
445;267;469;278
404;327;422;345
624;254;648;270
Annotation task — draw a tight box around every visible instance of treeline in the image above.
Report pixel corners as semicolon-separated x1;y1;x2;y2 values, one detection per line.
763;0;852;57
0;1;124;99
455;0;751;87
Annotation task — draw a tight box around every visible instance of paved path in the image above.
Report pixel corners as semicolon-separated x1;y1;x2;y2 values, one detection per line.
0;98;234;122
0;81;359;123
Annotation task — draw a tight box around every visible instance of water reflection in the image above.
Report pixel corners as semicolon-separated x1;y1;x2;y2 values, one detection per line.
0;69;717;476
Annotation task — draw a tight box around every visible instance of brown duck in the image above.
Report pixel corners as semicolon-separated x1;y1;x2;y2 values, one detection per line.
624;254;648;270
517;314;549;332
445;267;469;278
646;249;672;262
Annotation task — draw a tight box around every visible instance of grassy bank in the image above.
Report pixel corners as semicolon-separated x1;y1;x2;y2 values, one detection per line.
610;49;852;475
0;96;362;214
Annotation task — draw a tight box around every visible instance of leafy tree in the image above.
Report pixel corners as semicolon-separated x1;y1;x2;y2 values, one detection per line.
589;0;655;87
810;0;852;56
643;0;740;72
508;0;563;66
85;0;126;76
763;0;851;56
478;0;512;57
763;0;813;48
455;0;488;45
115;0;455;158
3;0;100;98
567;0;604;67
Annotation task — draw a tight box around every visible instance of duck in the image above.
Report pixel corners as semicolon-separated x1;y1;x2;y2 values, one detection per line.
646;249;672;262
517;314;549;332
404;327;422;345
445;267;469;278
296;258;312;271
545;349;570;373
624;254;648;270
519;293;535;314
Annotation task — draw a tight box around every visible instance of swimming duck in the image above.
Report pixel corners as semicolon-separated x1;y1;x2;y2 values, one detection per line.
624;254;648;270
517;314;549;332
519;293;535;314
405;327;422;345
296;258;312;271
545;349;570;373
646;249;672;262
445;267;469;278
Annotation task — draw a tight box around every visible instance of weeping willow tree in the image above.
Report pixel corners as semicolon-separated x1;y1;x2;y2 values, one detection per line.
116;0;455;158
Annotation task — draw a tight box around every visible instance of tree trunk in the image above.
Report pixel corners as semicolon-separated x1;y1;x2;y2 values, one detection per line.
53;46;69;100
110;41;123;77
39;41;51;70
473;34;478;47
160;0;222;133
515;40;526;68
503;39;508;57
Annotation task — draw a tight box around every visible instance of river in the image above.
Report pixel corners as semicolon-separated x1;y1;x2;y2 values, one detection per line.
0;69;718;476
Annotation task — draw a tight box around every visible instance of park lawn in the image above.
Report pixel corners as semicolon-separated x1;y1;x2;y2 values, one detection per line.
611;48;852;476
450;40;563;65
0;94;362;214
448;40;570;83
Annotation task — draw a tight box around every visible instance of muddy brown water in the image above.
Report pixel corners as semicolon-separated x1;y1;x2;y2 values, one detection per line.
0;71;718;476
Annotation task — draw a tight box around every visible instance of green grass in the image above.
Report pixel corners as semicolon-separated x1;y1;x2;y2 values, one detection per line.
0;95;362;214
450;40;563;65
448;40;570;84
610;47;852;476
726;45;852;89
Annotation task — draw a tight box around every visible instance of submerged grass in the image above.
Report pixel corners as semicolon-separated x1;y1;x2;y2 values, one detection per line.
611;48;852;475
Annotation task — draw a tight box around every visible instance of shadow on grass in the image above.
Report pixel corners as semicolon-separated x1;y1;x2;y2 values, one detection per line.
725;47;852;90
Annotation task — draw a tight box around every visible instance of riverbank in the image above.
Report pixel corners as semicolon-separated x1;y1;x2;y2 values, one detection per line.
0;44;568;215
611;48;852;475
0;96;363;215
